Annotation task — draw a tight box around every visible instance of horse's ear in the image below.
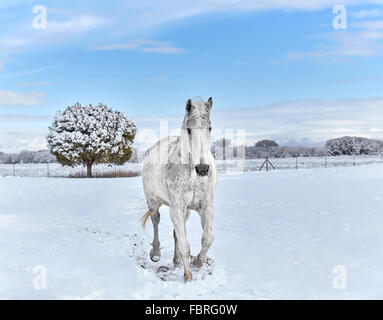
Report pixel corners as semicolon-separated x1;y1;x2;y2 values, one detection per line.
186;99;192;114
207;97;213;110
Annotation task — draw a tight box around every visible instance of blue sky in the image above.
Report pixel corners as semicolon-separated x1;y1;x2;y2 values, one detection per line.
1;0;383;152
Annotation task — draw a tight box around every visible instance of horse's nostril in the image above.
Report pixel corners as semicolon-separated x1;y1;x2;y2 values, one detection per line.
195;164;209;176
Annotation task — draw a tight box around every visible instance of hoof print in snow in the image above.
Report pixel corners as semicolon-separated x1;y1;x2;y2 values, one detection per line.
191;256;215;279
126;232;215;282
202;257;215;278
157;266;171;281
155;264;180;282
153;257;215;282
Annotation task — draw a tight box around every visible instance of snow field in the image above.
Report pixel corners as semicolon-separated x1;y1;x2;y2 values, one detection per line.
1;164;383;299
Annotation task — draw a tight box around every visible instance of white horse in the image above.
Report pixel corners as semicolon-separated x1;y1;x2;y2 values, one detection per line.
141;97;218;282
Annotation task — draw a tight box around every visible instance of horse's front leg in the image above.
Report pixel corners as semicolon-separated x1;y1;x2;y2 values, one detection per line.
173;209;191;266
193;204;214;268
170;204;192;282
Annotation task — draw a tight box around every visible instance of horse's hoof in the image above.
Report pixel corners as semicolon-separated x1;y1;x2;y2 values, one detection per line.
184;272;192;282
192;257;203;268
150;249;161;262
151;255;160;262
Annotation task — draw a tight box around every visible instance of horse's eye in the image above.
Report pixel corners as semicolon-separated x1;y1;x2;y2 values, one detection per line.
187;128;191;135
209;127;212;132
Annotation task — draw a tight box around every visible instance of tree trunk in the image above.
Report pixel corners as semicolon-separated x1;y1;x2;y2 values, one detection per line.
87;162;93;178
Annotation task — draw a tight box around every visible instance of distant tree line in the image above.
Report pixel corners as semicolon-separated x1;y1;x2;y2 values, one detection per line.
212;139;326;159
0;150;56;164
212;136;383;159
0;148;139;164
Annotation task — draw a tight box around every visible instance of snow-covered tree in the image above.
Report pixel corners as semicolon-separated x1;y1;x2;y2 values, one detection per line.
326;136;383;156
47;103;136;177
255;139;279;148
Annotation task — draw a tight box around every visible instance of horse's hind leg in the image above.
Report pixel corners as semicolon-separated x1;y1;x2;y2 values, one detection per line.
173;209;191;266
148;200;161;262
193;205;214;268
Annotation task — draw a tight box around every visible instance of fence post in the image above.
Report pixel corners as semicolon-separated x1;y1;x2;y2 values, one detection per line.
259;156;275;172
47;161;50;177
325;153;327;168
295;153;298;170
353;153;355;166
13;161;16;177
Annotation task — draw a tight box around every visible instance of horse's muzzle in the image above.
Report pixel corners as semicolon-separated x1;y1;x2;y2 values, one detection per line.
195;164;209;176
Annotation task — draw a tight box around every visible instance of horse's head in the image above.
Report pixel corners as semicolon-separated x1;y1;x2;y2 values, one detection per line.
181;97;213;176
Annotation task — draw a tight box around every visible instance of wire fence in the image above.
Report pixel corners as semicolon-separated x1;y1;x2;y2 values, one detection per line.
1;155;382;178
0;162;143;178
217;154;383;173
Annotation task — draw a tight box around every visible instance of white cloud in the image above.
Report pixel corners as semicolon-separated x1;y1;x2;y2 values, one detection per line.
0;90;46;107
329;30;383;56
0;114;52;122
92;39;185;54
0;14;106;55
0;128;48;153
215;97;383;145
287;27;383;61
284;5;383;61
142;46;185;54
0;0;33;9
0;114;51;152
46;15;107;34
351;8;382;19
0;63;62;80
354;19;383;30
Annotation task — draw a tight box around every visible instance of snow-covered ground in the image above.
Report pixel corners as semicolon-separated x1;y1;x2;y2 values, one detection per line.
1;164;383;299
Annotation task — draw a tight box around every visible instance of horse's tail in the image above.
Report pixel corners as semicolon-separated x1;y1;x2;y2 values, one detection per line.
140;210;151;230
140;202;163;230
